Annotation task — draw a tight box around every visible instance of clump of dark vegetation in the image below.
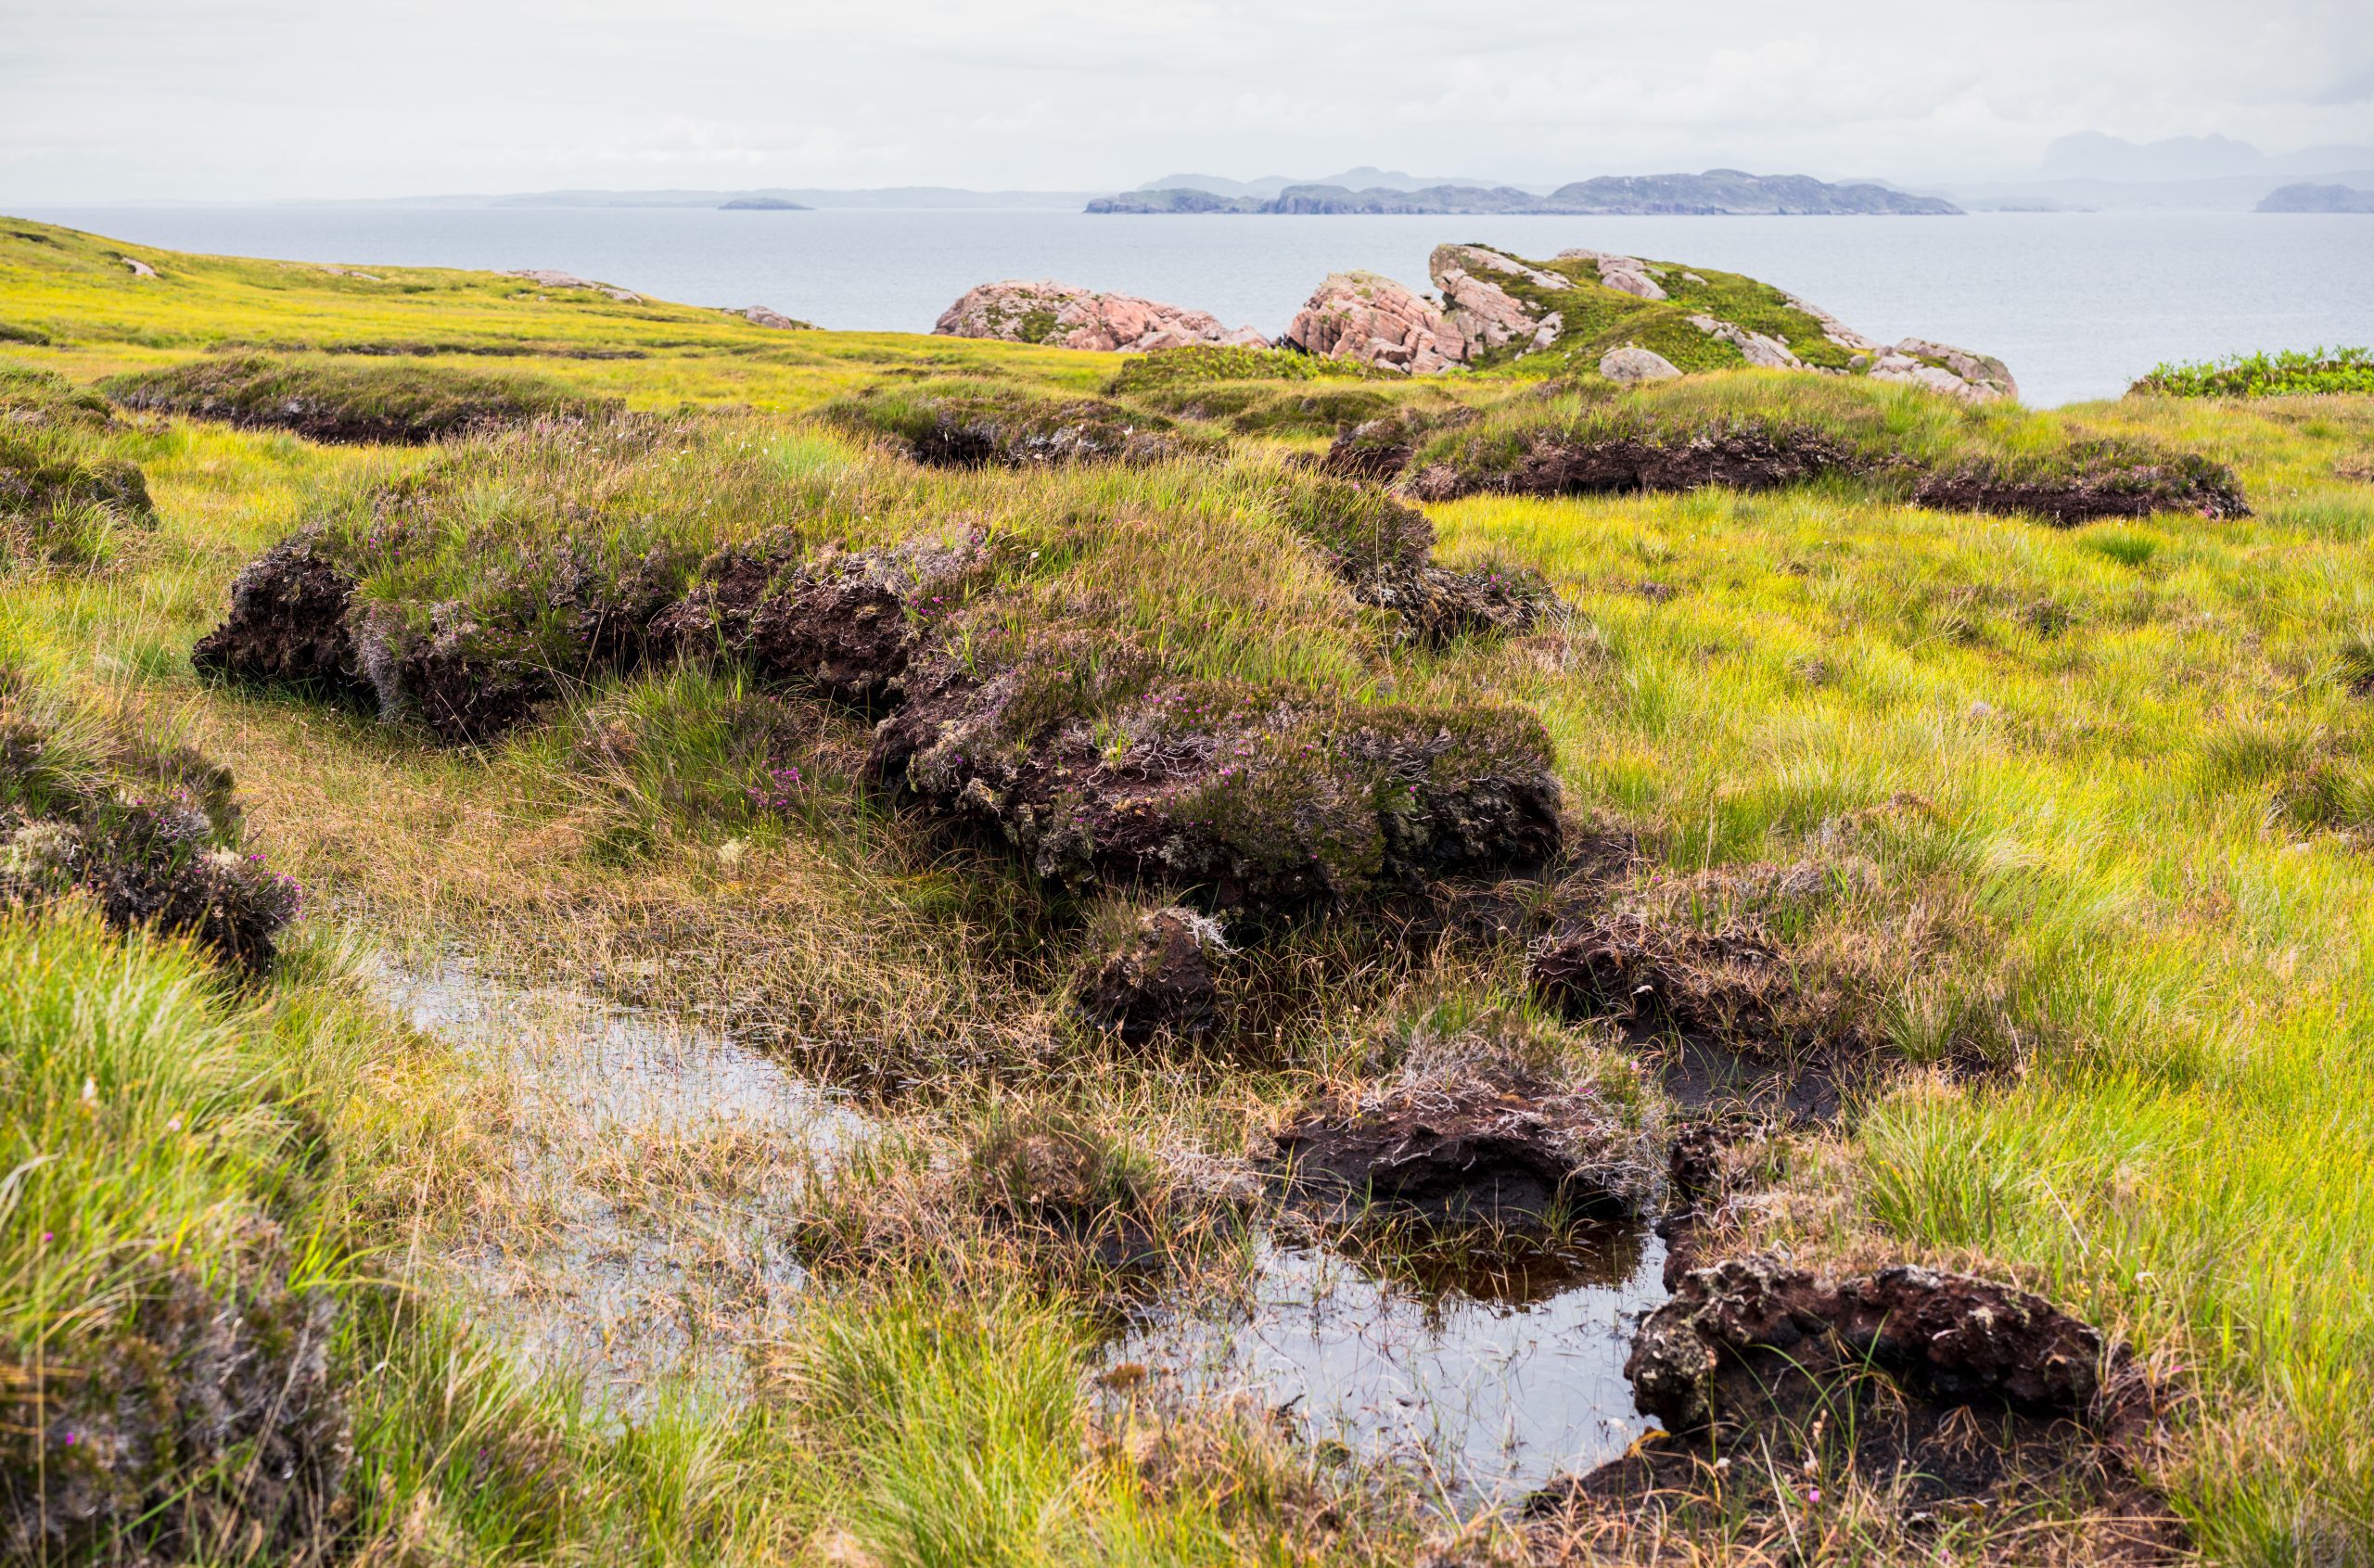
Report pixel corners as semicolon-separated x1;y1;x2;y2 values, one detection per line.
189;528;367;699
1272;1007;1659;1232
0;366;154;567
0;674;299;975
1103;344;1385;398
4;1223;350;1563
1075;904;1230;1042
1394;374;2249;523
826;382;1197;468
654;530;988;709
2131;346;2374;399
101;351;614;443
1530;849;2018;1115
1530;1254;2187;1562
1277;475;1550;643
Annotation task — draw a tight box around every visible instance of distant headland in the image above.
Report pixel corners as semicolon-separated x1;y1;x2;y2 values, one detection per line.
1088;170;1962;216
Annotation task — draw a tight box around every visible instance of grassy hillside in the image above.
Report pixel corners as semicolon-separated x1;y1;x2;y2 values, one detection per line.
4;213;2373;1565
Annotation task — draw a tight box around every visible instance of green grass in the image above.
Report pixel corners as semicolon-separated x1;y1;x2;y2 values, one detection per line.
101;351;615;443
4;214;2374;1565
2132;346;2374;398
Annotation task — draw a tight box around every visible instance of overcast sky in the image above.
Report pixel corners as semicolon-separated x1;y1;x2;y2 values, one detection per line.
4;0;2369;201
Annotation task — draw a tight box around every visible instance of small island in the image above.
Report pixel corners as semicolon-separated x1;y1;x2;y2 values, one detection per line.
719;197;808;210
2257;182;2374;212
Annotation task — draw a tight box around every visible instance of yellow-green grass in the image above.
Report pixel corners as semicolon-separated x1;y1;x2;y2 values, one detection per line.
5;216;2374;1562
1426;389;2374;1554
0;216;1113;413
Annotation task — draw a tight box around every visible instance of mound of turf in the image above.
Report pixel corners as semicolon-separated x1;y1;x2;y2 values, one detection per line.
662;528;1564;911
1400;371;2248;523
194;416;809;740
874;633;1562;911
825;383;1200;468
2130;346;2374;399
197;419;1567;908
0;673;300;974
0;365;154;565
1133;381;1402;438
101;351;615;443
1275;475;1549;644
1103;344;1385;398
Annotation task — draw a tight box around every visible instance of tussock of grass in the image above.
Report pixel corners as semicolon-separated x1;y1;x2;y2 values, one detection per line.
102;351;614;444
0;909;345;1560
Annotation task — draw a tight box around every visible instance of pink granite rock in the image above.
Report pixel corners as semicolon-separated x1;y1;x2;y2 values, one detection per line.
935;280;1267;351
1430;244;1563;354
1282;272;1467;374
1877;338;2020;402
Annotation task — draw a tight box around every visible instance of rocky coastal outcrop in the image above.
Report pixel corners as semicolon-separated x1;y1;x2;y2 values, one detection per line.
935;280;1268;351
1280;273;1466;374
501;269;641;302
1431;244;1565;353
1291;243;2019;399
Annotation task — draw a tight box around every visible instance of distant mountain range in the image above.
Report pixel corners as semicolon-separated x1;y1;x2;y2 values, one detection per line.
269;135;2374;216
1090;170;1959;216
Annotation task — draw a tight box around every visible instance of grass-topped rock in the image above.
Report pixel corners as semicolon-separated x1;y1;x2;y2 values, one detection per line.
1399;371;2248;523
102;351;614;443
1422;243;2018;400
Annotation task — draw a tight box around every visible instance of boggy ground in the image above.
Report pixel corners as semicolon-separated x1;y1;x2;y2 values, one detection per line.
4;213;2374;1565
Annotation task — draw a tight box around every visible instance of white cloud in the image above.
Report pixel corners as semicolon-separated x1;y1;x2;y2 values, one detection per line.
0;0;2367;199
